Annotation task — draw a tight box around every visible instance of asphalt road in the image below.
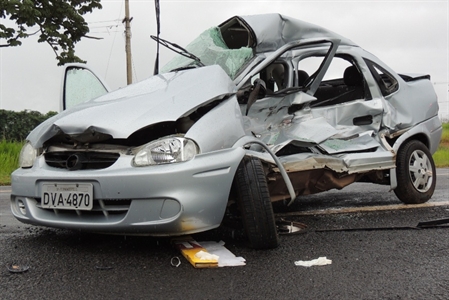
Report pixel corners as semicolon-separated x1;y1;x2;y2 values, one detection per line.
1;169;448;299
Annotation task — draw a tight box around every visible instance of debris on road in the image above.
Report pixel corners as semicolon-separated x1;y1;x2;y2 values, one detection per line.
195;250;219;261
7;264;30;273
170;256;181;267
172;237;245;268
276;219;307;235
172;237;219;268
417;217;449;228
294;257;332;267
199;240;246;267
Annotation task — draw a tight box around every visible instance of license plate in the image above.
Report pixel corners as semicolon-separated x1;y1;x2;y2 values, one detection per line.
41;183;93;210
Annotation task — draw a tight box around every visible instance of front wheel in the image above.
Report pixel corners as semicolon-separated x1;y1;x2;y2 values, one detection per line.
233;156;279;249
394;140;436;204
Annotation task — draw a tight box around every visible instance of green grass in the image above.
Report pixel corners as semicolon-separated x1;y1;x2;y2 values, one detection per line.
433;122;449;167
0;140;22;185
0;124;448;185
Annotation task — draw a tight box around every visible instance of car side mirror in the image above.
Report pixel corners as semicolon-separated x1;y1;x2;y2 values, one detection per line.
61;64;110;111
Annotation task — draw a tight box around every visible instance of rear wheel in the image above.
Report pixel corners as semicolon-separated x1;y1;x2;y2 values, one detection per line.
394;140;436;204
233;156;279;249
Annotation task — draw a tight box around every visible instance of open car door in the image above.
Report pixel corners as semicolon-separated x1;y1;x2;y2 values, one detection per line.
60;64;110;111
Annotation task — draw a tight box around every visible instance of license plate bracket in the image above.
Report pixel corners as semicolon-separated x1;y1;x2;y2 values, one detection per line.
41;183;93;210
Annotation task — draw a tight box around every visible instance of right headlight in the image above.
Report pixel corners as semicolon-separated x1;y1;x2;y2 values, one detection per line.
19;141;37;168
133;135;199;167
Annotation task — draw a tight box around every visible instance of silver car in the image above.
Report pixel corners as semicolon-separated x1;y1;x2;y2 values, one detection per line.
11;14;442;249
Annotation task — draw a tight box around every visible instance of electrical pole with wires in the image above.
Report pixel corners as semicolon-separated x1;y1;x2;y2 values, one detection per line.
123;0;133;85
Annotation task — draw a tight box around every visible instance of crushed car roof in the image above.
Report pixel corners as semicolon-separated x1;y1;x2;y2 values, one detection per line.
222;14;357;53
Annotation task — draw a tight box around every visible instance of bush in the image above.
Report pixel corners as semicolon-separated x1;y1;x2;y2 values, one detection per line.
0;109;57;141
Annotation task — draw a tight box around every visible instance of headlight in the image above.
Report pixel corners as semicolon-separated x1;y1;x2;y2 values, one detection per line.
19;142;37;168
133;136;199;167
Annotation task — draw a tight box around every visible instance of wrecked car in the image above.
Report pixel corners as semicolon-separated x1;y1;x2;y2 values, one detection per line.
11;14;442;249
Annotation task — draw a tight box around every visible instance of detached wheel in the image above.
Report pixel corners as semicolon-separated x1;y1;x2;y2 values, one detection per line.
233;156;279;249
394;140;436;204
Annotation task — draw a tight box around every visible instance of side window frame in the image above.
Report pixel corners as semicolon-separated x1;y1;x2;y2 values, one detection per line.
303;54;373;108
364;58;399;97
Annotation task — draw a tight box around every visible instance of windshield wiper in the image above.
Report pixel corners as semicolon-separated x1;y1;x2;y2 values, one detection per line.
150;35;204;67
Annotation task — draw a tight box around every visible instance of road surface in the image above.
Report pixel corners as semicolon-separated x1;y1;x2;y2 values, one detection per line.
1;169;448;299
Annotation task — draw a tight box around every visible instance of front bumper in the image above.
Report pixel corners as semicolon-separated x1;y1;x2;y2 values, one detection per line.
11;147;245;236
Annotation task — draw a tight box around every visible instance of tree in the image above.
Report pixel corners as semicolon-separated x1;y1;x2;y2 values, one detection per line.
0;0;102;65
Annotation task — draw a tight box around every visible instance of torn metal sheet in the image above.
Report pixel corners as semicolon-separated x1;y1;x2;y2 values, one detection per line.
235;14;356;53
276;219;308;235
417;218;449;228
318;133;379;154
284;117;338;145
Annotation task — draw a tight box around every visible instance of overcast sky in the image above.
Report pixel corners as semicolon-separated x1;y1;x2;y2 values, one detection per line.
1;0;448;119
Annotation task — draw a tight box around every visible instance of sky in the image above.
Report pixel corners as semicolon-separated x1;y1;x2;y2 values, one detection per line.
0;0;448;120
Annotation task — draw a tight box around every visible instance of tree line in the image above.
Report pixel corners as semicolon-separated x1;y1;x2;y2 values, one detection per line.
0;109;57;141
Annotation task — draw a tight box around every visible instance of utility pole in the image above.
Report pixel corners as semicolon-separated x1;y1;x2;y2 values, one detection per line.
124;0;132;85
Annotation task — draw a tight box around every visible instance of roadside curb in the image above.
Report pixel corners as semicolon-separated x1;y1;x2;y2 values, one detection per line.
0;186;11;192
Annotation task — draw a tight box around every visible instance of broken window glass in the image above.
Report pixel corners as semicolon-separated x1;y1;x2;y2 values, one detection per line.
161;27;254;79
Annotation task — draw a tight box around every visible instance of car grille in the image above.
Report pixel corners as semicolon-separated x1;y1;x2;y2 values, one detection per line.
45;151;120;170
36;199;131;217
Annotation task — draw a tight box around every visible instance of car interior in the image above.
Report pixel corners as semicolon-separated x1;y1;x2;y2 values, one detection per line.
254;55;374;108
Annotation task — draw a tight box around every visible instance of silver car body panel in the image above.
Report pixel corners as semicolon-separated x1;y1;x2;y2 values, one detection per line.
28;65;236;148
238;14;356;52
11;147;246;235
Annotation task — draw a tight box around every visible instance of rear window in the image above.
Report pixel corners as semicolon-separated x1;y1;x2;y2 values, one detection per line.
364;59;398;96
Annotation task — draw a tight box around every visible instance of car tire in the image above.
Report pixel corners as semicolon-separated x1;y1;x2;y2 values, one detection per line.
233;156;279;249
394;140;436;204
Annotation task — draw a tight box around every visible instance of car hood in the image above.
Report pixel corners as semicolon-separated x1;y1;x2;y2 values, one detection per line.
28;65;236;147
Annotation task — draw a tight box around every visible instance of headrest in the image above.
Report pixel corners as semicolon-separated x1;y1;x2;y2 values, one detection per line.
344;66;363;86
298;70;309;86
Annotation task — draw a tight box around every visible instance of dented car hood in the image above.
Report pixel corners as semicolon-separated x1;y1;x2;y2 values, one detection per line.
28;65;236;147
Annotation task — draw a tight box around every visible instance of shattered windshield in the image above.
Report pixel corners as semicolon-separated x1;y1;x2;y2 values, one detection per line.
161;27;253;79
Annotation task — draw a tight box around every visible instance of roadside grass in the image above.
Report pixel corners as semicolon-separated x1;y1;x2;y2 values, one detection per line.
0;140;22;186
0;124;448;185
433;122;449;167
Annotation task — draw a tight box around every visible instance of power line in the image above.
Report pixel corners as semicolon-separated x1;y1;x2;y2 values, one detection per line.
90;24;120;29
89;30;121;34
104;1;124;80
88;19;121;24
